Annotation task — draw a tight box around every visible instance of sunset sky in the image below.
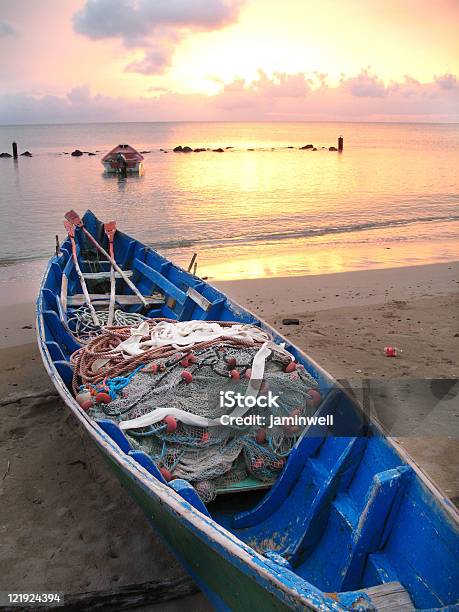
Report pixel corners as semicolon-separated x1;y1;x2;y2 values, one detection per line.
0;0;458;123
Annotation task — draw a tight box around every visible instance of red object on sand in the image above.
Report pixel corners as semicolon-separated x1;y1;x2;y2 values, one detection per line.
384;346;397;357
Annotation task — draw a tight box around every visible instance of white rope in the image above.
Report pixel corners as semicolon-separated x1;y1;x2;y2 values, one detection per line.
67;307;146;341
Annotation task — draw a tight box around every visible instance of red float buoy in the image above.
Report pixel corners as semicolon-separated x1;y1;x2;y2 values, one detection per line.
230;369;240;380
76;390;91;406
163;415;177;433
307;389;322;408
284;361;297;373
255;429;266;444
180;357;189;367
181;370;193;384
159;467;172;482
226;356;237;368
148;363;158;374
284;408;301;433
188;354;197;364
201;431;209;443
81;400;93;411
95;392;112;404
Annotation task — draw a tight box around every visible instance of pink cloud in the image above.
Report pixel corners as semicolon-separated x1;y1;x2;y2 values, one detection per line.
73;0;246;74
1;70;458;124
435;73;458;90
345;70;387;98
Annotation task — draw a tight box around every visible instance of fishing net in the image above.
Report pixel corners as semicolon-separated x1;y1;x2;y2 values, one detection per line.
71;319;321;503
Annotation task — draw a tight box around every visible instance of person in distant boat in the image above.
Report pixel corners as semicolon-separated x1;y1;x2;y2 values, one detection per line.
115;152;127;177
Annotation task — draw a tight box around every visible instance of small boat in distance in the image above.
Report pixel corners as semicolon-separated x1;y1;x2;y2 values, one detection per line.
101;144;144;174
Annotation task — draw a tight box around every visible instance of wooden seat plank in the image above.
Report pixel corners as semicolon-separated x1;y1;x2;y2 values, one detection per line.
67;293;164;306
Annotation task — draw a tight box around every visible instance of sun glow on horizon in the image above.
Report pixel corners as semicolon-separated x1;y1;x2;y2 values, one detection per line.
0;0;458;122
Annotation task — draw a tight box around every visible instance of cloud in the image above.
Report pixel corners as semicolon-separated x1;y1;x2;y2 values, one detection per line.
1;71;458;124
0;21;16;36
124;34;179;74
345;69;387;98
73;0;245;73
435;73;458;90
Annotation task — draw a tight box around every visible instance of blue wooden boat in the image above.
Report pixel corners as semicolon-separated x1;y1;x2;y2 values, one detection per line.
36;210;458;611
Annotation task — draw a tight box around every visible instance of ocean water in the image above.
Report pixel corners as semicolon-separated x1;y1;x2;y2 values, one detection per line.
0;122;458;284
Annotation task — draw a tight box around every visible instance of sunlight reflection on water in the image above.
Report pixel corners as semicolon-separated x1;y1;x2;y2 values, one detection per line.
0;122;458;281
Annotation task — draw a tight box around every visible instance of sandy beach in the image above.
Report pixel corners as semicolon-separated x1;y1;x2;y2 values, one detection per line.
0;261;458;608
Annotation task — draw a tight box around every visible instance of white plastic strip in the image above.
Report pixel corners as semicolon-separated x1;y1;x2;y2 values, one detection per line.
112;320;271;358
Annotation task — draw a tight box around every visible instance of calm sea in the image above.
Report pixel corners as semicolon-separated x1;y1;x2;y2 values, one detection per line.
0;122;458;285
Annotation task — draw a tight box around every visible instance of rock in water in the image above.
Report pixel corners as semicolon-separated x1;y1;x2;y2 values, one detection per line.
0;152;12;158
71;149;83;156
300;144;314;150
173;145;183;152
20;151;33;157
182;146;193;153
329;146;338;151
212;148;224;153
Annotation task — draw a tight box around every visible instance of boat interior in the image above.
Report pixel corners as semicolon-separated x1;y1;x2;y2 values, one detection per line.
37;210;459;610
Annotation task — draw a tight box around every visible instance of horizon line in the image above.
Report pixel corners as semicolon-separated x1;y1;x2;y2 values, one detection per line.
1;119;459;128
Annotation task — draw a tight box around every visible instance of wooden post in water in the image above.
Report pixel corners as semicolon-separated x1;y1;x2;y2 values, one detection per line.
12;142;18;159
338;135;344;152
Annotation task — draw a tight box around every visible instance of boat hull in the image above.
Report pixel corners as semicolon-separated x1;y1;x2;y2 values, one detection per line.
102;161;143;174
36;210;459;611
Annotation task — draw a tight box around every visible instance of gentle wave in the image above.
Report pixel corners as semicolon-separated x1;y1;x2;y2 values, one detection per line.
0;213;458;267
149;214;459;251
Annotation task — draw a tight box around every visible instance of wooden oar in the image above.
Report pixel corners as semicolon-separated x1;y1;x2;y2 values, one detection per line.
104;220;117;326
65;210;148;308
64;220;100;326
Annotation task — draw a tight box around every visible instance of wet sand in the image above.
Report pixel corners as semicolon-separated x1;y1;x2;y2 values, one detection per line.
0;262;458;607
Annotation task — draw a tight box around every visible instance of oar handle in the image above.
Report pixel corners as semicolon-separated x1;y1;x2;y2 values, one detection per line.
64;222;100;327
105;221;117;326
65;211;148;308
